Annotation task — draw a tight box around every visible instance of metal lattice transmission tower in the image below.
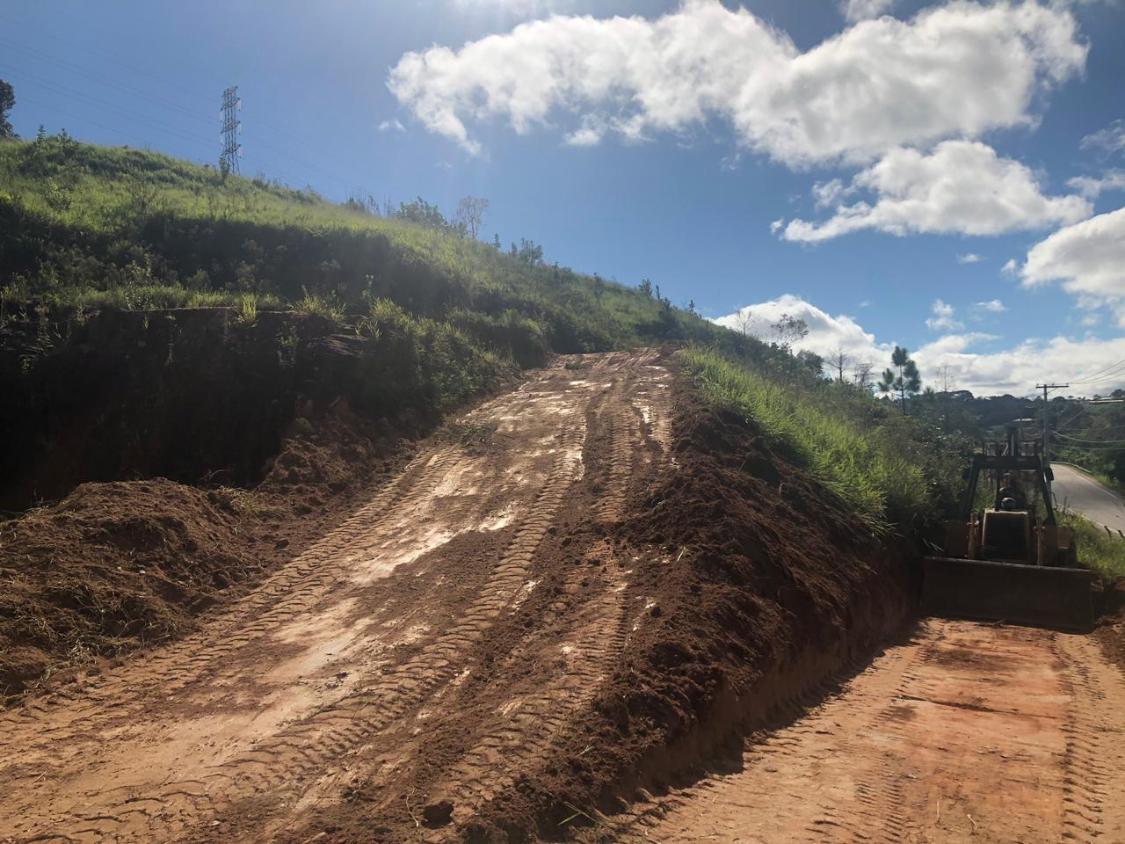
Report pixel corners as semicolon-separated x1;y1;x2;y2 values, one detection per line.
220;86;242;176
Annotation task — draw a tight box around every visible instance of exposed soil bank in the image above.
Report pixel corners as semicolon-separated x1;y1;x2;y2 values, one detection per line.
1094;579;1125;671
614;619;1125;843
0;351;919;843
456;377;917;841
0;304;512;697
0;306;510;512
0;402;407;701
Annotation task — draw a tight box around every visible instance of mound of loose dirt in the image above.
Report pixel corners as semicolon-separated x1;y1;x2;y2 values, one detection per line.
0;401;405;702
1094;580;1125;672
469;381;916;840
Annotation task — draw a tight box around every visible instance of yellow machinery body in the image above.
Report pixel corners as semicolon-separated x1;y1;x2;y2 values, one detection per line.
922;428;1094;631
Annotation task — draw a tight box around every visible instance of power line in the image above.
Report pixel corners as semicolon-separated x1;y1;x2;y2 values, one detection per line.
1056;432;1125;445
0;36;214;124
1071;357;1125;385
0;12;215;107
0;63;218;149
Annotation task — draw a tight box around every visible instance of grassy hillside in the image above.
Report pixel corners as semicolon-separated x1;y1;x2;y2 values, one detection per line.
681;348;963;534
0;132;767;365
0;133;973;533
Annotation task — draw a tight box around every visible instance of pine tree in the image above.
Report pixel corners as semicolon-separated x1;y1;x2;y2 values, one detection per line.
878;346;922;414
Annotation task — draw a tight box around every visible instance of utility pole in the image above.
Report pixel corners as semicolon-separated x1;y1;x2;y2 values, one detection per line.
1037;383;1069;500
220;86;241;177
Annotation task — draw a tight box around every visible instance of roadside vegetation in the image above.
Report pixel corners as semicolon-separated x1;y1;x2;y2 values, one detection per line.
1054;396;1125;493
1061;510;1125;579
681;347;961;534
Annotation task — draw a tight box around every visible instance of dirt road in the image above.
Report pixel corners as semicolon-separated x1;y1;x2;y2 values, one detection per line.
6;351;1125;844
1053;463;1125;535
0;351;673;842
612;618;1125;843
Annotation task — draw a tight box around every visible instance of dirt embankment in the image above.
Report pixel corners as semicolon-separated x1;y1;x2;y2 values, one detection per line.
0;351;919;843
1094;581;1125;671
0;304;514;700
467;381;916;840
0;306;511;512
0;402;407;701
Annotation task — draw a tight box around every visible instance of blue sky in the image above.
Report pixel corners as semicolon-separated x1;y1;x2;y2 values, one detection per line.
3;0;1125;395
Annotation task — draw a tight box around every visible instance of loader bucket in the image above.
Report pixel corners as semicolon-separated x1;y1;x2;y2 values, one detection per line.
921;557;1097;632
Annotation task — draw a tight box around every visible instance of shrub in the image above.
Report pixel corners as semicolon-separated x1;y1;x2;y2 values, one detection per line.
236;293;257;325
295;286;344;321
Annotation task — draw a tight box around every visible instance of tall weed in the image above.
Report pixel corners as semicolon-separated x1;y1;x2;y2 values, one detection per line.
682;348;931;533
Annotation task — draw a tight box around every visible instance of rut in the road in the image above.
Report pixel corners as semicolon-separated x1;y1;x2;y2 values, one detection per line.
0;352;672;843
612;619;1125;844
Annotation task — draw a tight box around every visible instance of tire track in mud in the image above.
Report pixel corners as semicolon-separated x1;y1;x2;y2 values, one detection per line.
0;445;460;752
810;639;940;844
435;549;630;829
1054;633;1125;843
30;409;589;842
16;379;551;746
616;620;1125;844
3;357;675;843
612;634;923;842
429;382;660;829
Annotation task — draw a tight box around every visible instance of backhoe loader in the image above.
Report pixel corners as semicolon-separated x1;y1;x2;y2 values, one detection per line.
921;426;1096;630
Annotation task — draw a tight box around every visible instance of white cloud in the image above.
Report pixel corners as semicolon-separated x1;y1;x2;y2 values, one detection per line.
712;294;889;363
1080;119;1125;155
957;253;984;264
388;1;1086;163
1002;258;1019;275
1021;206;1125;325
840;0;896;23
564;120;603;146
378;118;405;132
812;178;848;208
1066;170;1125;198
715;294;1125;395
779;141;1091;242
926;298;963;332
975;299;1007;313
915;333;1125;395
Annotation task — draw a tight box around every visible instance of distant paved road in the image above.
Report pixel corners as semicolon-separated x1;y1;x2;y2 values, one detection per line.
1052;462;1125;535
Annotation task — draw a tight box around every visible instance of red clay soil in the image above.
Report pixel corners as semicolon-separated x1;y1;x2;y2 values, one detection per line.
276;359;913;842
460;380;915;841
0;400;407;702
0;352;915;844
1094;580;1125;672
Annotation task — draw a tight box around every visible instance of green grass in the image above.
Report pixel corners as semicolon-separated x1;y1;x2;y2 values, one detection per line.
0;134;770;364
294;287;345;321
681;347;951;533
0;279;283;313
1060;510;1125;578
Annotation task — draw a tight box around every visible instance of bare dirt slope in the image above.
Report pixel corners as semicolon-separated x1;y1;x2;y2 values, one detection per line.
0;350;675;843
6;351;1125;844
611;618;1125;844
